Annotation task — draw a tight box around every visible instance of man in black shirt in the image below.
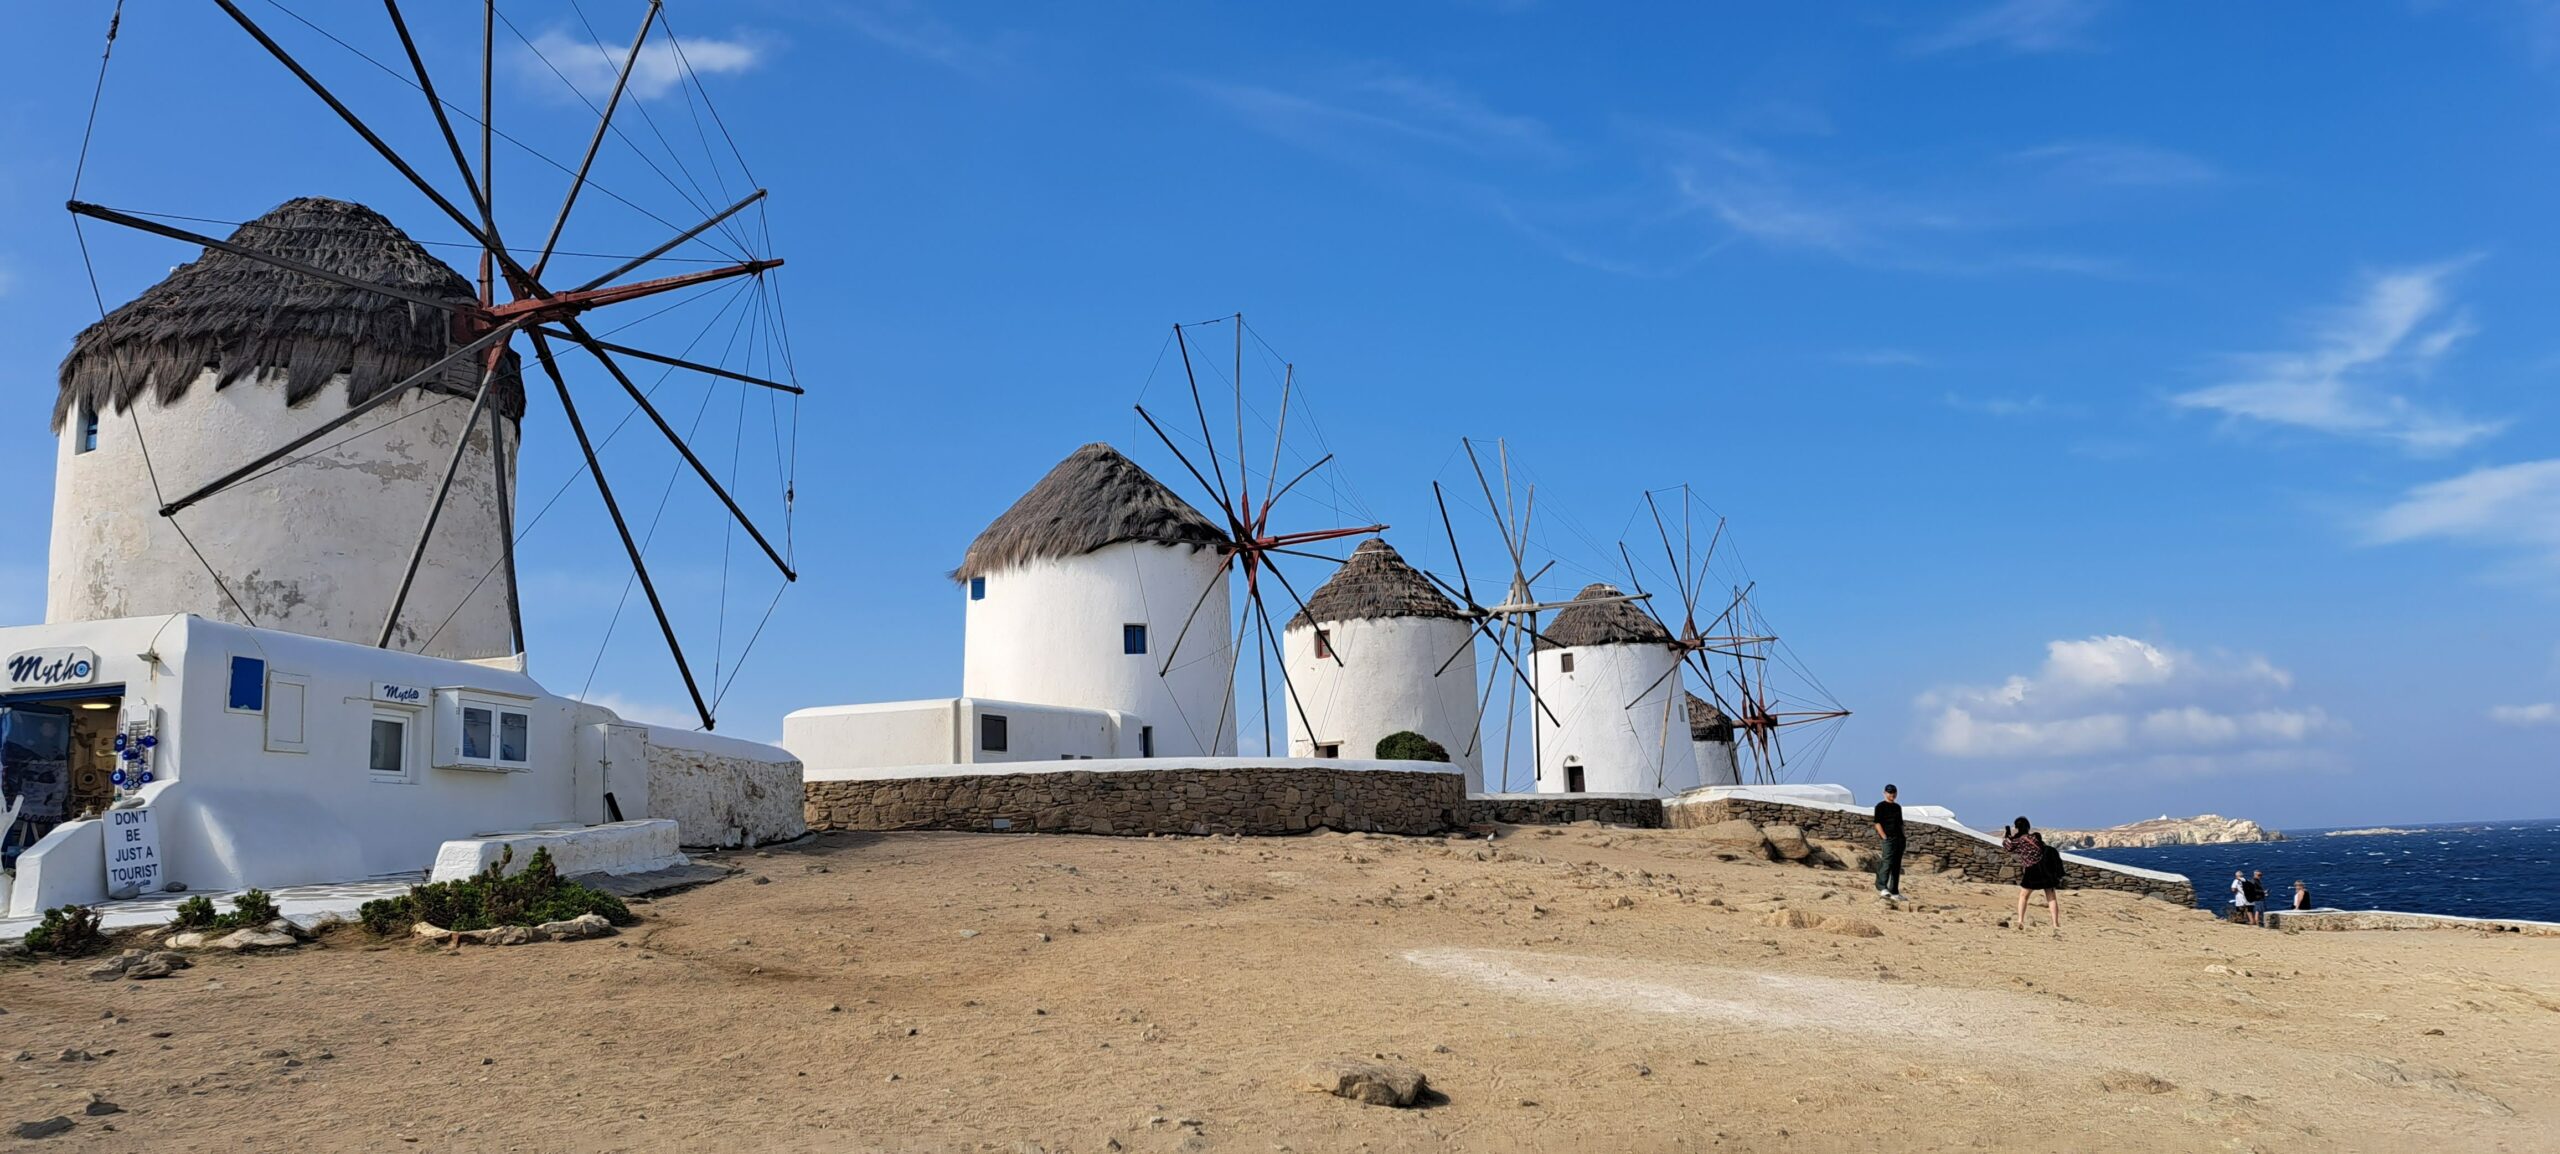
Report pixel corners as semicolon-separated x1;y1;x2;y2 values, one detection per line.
1873;784;1906;901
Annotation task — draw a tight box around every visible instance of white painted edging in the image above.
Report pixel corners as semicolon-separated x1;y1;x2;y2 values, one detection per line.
1662;789;2192;886
429;820;685;883
804;756;1467;783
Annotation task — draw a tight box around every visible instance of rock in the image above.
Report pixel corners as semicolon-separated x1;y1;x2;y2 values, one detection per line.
12;1117;74;1140
56;1049;94;1062
1809;839;1878;872
164;932;210;950
81;1095;121;1117
2096;1070;2178;1094
1760;909;1821;930
1760;824;1812;861
1297;1059;1428;1108
1818;916;1883;938
1600;895;1635;911
1692;819;1771;861
959;929;981;939
214;928;297;952
477;925;535;947
532;914;614;942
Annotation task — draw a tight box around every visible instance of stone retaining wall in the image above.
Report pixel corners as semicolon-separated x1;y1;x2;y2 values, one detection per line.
1667;796;2195;906
804;766;1466;837
1462;795;1664;828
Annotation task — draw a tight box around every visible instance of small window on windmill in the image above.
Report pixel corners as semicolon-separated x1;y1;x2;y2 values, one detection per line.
226;656;267;713
1560;653;1576;674
981;713;1009;752
1123;624;1148;655
1315;742;1341;759
969;576;986;601
76;397;99;455
1313;630;1332;660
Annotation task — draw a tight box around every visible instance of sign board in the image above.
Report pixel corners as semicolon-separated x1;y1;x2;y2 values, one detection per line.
103;806;161;899
372;681;426;706
7;647;99;690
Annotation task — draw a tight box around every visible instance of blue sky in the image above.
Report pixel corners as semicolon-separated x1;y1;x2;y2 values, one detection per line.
2;1;2555;829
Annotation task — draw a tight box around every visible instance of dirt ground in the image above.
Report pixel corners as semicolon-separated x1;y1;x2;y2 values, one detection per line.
3;825;2555;1153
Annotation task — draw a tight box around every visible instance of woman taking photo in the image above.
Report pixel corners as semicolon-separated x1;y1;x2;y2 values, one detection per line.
2004;816;2065;933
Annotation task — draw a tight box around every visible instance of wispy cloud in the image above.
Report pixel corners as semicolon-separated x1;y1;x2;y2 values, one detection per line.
1909;0;2110;55
830;2;1015;78
1941;392;2051;417
1190;67;1564;163
525;29;762;101
2490;702;2559;726
1917;635;2335;771
2172;260;2506;454
2368;457;2560;577
2008;142;2218;188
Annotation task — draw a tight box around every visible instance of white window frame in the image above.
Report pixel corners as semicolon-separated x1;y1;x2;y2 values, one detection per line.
433;688;535;772
368;707;417;784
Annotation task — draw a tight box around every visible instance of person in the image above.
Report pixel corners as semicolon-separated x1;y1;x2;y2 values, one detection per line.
2243;870;2269;927
2293;879;2312;911
2004;817;2063;931
1872;784;1906;901
2229;870;2254;925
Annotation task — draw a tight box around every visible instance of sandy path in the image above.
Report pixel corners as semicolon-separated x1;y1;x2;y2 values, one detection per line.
1;825;2553;1152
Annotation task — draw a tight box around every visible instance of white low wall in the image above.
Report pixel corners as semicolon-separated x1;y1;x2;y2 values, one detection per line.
4;816;106;919
634;726;805;847
805;755;1464;783
428;819;685;882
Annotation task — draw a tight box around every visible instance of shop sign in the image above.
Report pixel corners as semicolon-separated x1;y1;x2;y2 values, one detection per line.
104;806;162;899
6;647;99;690
372;682;425;705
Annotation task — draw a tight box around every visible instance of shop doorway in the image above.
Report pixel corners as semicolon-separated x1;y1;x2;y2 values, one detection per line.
1;685;126;866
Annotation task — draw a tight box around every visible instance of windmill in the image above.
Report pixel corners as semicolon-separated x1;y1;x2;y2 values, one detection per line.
1617;486;1851;783
1133;314;1386;757
62;1;802;731
1421;437;1646;791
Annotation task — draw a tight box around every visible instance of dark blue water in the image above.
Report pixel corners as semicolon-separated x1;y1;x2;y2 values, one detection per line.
2075;818;2560;924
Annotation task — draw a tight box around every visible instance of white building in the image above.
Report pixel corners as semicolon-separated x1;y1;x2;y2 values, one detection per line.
1280;538;1484;789
3;198;801;920
1687;691;1741;788
786;442;1236;772
1531;583;1701;796
50;197;521;663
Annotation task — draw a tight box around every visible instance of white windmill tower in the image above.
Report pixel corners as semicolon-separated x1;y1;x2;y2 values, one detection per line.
1687;692;1742;787
955;442;1238;759
1281;538;1482;787
1531;583;1702;795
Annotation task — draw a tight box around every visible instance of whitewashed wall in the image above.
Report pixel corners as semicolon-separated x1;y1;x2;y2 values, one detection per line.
50;369;518;661
1693;736;1741;787
961;541;1235;757
1281;616;1484;791
784;697;1132;775
1533;643;1702;797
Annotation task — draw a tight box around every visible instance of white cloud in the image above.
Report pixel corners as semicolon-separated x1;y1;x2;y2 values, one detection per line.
1918;635;2333;770
578;692;702;731
526;30;761;102
832;2;1014;78
2368;458;2560;575
2009;142;2218;188
2489;703;2558;726
1909;0;2109;55
2172;260;2506;454
1941;393;2049;417
1192;67;1563;164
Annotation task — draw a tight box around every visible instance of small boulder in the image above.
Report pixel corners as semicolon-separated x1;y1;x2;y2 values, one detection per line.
1298;1059;1429;1108
475;925;535;947
164;932;210;950
1809;839;1878;872
1760;824;1812;861
1692;819;1771;861
12;1117;74;1140
532;914;614;942
214;928;297;952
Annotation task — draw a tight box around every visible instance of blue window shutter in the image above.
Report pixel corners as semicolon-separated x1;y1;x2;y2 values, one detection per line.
1123;624;1147;655
227;656;267;711
969;576;986;601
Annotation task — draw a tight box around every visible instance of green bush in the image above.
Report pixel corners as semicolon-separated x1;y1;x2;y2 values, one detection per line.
170;896;218;930
358;847;634;937
1375;730;1451;763
25;905;107;957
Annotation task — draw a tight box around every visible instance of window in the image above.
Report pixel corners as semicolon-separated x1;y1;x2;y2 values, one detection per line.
1123;624;1148;655
76;399;99;454
1139;725;1154;758
1315;742;1341;759
1559;653;1576;674
1565;763;1587;794
969;576;986;601
499;711;528;762
1313;630;1332;660
369;712;408;777
462;706;493;760
227;656;266;712
980;713;1008;752
434;692;533;770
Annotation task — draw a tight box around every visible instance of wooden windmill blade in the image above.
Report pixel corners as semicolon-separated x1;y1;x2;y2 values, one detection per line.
67;0;806;731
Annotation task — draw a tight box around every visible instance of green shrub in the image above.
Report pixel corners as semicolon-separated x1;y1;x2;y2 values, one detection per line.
170;896;218;930
1375;730;1451;763
358;847;634;937
25;905;107;957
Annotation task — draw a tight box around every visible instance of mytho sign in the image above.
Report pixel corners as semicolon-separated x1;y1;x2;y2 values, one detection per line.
7;647;99;690
104;806;162;899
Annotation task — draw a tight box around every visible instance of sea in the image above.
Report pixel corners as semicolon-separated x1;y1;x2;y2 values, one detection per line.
2073;818;2560;924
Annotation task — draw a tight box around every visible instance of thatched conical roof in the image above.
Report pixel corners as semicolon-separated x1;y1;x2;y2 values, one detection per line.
953;442;1228;581
1534;582;1671;651
1686;691;1734;742
1286;538;1463;629
55;197;523;431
